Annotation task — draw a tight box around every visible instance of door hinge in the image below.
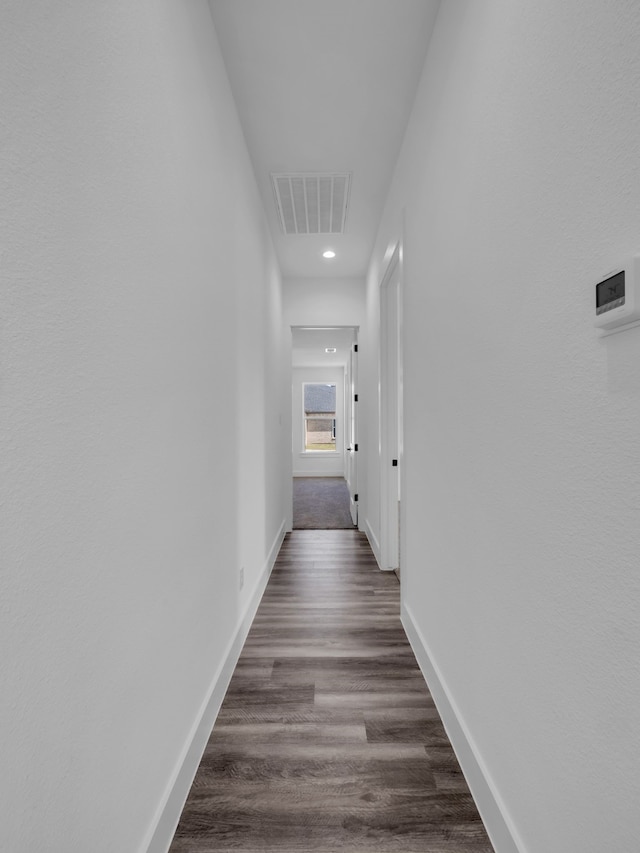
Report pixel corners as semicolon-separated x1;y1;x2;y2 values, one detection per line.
354;443;358;452
354;494;358;502
354;344;358;353
354;394;358;402
392;459;398;466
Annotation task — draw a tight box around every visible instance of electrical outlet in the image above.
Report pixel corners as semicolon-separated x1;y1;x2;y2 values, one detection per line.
239;566;244;590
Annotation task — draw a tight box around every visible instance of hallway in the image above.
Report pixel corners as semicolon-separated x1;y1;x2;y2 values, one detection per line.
169;531;493;852
5;3;640;850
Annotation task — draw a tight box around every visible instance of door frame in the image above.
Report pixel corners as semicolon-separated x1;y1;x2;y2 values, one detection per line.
290;325;360;526
379;243;403;571
346;335;359;525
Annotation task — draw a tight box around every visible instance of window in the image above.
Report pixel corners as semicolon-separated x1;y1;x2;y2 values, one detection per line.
303;383;337;451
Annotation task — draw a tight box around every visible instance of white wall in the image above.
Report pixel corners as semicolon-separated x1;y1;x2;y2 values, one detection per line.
0;3;288;852
284;277;366;328
292;367;345;477
365;2;640;851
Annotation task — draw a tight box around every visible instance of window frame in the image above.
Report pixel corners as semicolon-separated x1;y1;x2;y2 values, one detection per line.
301;381;339;455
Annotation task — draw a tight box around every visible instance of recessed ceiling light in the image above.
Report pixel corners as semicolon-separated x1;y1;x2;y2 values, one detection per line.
325;347;337;353
322;250;336;259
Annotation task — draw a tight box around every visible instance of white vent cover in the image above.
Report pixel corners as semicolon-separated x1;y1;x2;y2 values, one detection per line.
270;172;351;235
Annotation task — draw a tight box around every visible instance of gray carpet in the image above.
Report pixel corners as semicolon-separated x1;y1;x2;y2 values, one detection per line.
293;477;355;529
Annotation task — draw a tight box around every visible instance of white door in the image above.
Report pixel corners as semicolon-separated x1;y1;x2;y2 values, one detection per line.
346;338;359;525
380;254;402;571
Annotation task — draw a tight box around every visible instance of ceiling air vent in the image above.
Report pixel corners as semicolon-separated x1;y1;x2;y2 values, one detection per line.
270;172;351;235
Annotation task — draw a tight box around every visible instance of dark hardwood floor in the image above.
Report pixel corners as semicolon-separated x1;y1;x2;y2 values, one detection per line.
169;530;494;853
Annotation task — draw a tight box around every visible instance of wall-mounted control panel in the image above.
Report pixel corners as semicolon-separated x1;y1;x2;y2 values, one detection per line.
594;255;640;334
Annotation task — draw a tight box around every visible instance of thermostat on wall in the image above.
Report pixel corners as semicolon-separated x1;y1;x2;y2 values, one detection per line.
594;255;640;334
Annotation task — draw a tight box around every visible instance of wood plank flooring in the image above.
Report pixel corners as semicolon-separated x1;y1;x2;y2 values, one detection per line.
169;530;494;853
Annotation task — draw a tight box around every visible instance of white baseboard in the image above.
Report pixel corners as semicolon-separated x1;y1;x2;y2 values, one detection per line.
141;520;287;853
292;472;344;478
362;517;381;567
401;602;526;853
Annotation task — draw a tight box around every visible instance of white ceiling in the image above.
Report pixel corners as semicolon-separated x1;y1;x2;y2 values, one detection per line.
208;0;441;280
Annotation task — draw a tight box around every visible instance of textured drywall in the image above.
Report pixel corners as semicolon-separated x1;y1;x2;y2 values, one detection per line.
283;277;366;328
366;1;640;850
0;2;287;851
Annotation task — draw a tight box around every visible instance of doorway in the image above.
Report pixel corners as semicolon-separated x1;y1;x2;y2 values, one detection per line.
291;326;359;529
379;247;403;571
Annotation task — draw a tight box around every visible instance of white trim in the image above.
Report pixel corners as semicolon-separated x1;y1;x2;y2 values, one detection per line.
362;516;382;568
378;241;403;571
141;520;287;853
293;471;344;480
293;468;344;477
401;602;527;853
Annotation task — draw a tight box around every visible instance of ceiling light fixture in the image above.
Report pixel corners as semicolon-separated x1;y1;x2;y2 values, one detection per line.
322;250;336;259
325;347;337;353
